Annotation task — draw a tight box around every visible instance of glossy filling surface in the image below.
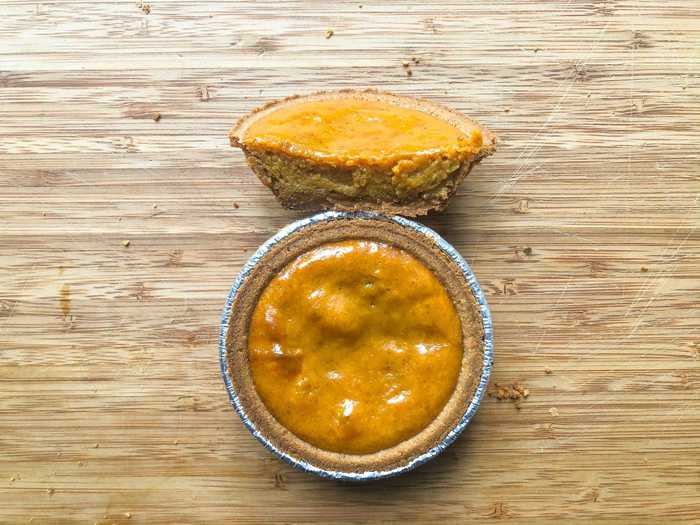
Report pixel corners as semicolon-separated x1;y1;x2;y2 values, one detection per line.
242;98;483;172
248;239;463;454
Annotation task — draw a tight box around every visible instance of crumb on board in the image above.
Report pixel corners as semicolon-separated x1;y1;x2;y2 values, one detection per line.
324;28;334;39
402;58;418;77
488;382;529;402
549;407;560;417
641;266;649;272
47;488;55;496
94;443;100;448
504;107;511;113
152;112;161;122
233;202;240;209
139;2;151;14
523;247;533;256
125;512;132;519
545;368;552;374
122;240;130;248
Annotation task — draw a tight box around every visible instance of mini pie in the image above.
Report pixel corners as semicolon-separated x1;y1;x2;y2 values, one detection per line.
229;89;496;216
223;215;485;475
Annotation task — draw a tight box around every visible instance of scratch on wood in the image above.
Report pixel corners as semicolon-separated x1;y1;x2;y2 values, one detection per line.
491;22;610;200
530;278;573;355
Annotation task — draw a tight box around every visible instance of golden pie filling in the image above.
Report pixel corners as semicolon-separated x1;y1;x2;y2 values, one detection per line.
248;239;463;454
242;98;483;176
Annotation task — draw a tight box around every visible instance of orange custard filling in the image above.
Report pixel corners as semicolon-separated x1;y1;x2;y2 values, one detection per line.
243;98;483;173
248;239;463;454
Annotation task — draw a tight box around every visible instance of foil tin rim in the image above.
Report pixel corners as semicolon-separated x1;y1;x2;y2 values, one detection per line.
219;211;494;481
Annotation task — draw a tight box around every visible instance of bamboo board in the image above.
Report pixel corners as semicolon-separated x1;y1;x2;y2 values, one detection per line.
1;1;699;523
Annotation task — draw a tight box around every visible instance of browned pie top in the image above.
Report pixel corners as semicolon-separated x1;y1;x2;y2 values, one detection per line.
247;239;463;454
239;97;484;175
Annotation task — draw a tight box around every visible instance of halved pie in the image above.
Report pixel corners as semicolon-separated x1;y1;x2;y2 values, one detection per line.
229;89;496;216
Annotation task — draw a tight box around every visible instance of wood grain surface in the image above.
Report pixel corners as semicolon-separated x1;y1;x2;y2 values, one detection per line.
1;1;699;523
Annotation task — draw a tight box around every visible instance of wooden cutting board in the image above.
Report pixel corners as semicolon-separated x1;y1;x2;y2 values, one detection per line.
1;1;698;523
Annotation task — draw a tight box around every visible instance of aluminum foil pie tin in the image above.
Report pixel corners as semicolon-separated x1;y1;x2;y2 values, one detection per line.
219;211;494;481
